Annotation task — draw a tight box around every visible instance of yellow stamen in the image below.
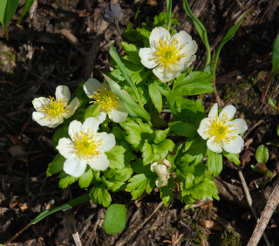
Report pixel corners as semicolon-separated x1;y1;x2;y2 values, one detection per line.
73;133;100;159
91;86;119;112
41;97;67;118
154;39;184;69
207;119;236;144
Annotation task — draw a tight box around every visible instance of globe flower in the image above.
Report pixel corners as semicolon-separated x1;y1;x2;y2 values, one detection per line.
197;103;248;154
56;114;116;177
32;85;80;128
151;159;171;187
139;26;197;82
83;79;128;123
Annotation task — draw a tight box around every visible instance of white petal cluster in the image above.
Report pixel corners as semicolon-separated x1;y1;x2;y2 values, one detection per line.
83;79;128;123
32;85;80;128
56;114;116;177
151;159;171;187
197;103;248;154
139;27;197;82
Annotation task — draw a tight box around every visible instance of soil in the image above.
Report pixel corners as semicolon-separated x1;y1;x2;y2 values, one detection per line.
0;0;279;245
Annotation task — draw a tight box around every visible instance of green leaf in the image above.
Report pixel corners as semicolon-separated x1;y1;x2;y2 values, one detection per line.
30;194;90;225
126;174;148;200
78;169;93;188
142;140;153;165
277;124;279;137
153;139;175;161
19;0;35;22
59;176;77;189
104;74;150;121
212;14;245;75
172;71;213;96
182;0;211;66
207;149;223;176
103;204;128;235
0;0;19;28
84;104;100;119
148;82;163;113
106;145;126;169
255;145;269;164
90;185;112;207
169;121;196;137
191;178;219;201
47;154;65;176
153;128;169;144
272;35;279;75
223;152;240;165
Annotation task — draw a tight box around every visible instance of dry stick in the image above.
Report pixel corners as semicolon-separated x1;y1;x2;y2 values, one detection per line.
115;202;164;246
247;179;279;246
238;170;271;246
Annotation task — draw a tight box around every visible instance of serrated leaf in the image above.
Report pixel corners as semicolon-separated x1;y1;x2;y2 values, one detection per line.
223;152;240;165
272;35;279;75
90;186;112;207
59;176;77;189
47;154;65;176
207;149;223;176
153;139;175;161
153;128;169;144
148;82;162;113
106;145;126;169
126;174;148;200
142;140;153;165
255;145;269;164
172;71;213;96
78;169;93;188
103;204;128;235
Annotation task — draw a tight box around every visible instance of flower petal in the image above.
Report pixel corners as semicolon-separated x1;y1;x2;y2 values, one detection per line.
149;27;171;48
68;120;82;139
230;119;248;135
56;137;75;159
55;85;71;104
219;105;236;121
32;97;49;111
63;158;87;177
32;112;62;128
197;118;210;140
83;79;102;98
87;153;109;170
96;132;116;152
139;48;157;69
108;109;128;123
208;103;218;120
172;31;193;46
64;97;80;119
82;113;106;134
207;137;222;153
223;135;244;154
153;66;178;82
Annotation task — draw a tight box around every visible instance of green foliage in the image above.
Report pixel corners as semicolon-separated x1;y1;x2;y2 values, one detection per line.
224;153;240;165
255;145;269;164
0;0;19;29
103;204;128;235
90;185;112;207
19;0;35;22
47;154;65;177
207;150;223;176
148;82;163;113
106;145;126;169
272;35;279;76
126;174;153;200
78;169;94;188
59;175;77;189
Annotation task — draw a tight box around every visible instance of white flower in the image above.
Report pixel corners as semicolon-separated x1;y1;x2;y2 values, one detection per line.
56;114;116;177
197;103;248;154
32;85;80;128
83;79;128;123
139;27;197;82
151;160;171;187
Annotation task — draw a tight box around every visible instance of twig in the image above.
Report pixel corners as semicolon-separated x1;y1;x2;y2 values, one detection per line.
5;223;32;244
115;202;164;246
247;178;279;246
72;231;83;246
238;169;271;246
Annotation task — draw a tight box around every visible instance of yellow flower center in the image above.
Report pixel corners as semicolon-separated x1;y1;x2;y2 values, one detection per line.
91;86;119;112
73;133;100;159
41;97;67;118
154;39;183;69
207;119;235;144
